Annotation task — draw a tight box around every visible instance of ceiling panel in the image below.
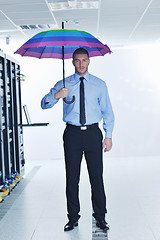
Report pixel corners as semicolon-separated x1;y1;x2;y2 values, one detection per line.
98;0;155;46
0;0;46;4
150;0;160;8
13;18;55;26
0;11;17;31
4;11;52;20
0;22;17;30
129;4;160;44
141;7;160;24
0;3;50;12
0;11;7;20
101;0;150;7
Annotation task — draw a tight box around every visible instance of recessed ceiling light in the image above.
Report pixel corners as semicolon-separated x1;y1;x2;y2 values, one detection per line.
49;1;99;11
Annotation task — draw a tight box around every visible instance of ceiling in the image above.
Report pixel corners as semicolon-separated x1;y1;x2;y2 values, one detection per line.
0;0;160;49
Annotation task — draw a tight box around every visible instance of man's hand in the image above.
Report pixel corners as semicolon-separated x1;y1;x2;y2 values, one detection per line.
103;138;112;152
54;88;69;100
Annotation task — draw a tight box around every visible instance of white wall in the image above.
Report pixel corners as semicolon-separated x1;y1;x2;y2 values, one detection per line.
1;39;160;160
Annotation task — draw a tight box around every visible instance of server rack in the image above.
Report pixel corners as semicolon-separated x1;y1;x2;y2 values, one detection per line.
0;50;24;200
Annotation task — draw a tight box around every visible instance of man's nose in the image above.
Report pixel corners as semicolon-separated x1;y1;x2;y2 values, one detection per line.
79;61;83;66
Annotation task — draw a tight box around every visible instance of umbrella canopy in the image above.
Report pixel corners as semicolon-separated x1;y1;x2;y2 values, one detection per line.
14;29;111;59
15;26;111;104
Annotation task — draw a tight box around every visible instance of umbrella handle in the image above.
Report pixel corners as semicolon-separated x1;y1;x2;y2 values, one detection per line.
63;96;75;104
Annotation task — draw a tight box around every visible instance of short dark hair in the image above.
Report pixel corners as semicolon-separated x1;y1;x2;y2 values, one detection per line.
73;48;89;59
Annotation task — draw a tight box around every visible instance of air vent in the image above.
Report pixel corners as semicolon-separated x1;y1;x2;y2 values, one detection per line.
20;25;30;30
19;24;55;30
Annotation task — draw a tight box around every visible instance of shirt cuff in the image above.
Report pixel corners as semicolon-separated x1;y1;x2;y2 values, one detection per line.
105;131;112;139
41;96;58;109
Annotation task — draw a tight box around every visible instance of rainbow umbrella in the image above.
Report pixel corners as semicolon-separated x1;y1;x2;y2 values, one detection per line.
15;23;111;103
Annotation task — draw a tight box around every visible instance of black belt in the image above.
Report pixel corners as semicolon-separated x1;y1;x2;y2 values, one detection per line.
66;123;98;130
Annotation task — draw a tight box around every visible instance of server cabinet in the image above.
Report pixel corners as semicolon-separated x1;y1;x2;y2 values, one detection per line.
0;52;5;183
0;50;24;187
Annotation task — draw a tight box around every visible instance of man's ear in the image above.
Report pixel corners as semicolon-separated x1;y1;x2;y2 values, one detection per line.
72;60;75;66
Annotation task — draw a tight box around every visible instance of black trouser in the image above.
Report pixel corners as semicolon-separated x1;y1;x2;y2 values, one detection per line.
63;123;107;222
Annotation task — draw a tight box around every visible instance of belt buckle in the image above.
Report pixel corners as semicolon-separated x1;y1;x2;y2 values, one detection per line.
81;126;87;130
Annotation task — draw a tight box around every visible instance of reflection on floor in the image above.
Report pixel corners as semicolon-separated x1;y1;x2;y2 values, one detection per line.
92;217;108;239
0;156;160;240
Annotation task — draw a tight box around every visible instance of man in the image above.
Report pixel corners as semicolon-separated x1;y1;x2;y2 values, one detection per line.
41;48;114;232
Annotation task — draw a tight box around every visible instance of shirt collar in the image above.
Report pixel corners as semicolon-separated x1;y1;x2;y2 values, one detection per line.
74;72;89;82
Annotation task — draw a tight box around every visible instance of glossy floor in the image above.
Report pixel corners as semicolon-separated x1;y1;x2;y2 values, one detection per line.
0;156;160;240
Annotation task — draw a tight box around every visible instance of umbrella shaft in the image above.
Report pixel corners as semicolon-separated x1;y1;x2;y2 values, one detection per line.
62;21;65;88
62;46;65;88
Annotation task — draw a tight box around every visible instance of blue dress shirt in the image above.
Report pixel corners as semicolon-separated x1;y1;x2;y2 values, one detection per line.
41;72;114;138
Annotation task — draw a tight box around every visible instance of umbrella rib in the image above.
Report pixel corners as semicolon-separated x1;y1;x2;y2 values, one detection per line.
21;48;29;57
39;46;46;58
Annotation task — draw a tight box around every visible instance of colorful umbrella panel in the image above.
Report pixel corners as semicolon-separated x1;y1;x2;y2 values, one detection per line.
15;29;111;59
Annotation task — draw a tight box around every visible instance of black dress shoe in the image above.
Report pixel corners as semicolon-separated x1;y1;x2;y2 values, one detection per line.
96;219;109;231
64;220;78;231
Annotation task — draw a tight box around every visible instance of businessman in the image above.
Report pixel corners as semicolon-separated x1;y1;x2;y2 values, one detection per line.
41;48;114;232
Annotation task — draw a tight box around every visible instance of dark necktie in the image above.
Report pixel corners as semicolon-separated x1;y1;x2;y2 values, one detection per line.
80;77;86;125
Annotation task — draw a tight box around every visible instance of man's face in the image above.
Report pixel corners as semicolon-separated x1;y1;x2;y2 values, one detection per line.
72;53;90;76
